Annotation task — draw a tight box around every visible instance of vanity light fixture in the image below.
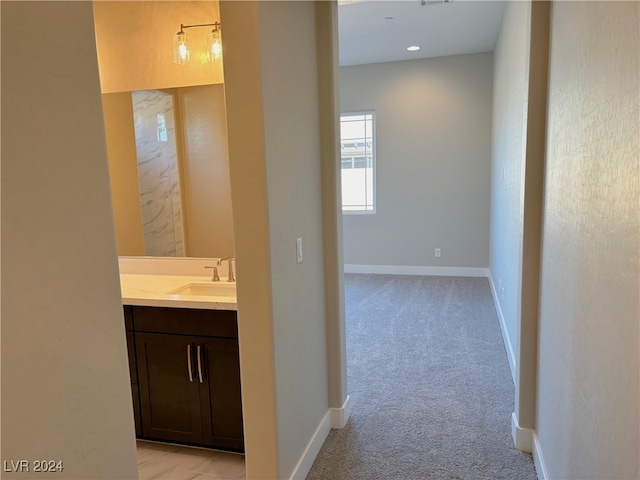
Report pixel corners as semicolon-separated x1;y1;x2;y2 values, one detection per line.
173;22;222;64
174;29;190;64
208;25;222;63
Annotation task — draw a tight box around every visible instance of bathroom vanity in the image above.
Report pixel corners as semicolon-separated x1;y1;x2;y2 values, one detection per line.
120;266;243;453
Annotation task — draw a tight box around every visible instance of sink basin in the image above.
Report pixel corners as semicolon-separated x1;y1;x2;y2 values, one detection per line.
168;282;236;297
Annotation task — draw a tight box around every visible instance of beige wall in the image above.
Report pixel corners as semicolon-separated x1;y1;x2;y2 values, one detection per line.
221;1;340;478
178;84;234;257
1;2;138;479
340;53;493;269
102;92;145;256
536;1;639;477
93;1;223;94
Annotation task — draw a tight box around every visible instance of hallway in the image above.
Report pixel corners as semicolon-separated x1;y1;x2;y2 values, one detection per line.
308;274;536;479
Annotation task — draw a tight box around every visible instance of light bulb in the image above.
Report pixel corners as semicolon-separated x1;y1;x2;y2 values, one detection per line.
174;31;190;64
208;28;222;63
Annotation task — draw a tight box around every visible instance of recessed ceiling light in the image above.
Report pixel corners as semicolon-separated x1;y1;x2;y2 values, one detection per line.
384;16;394;20
407;45;421;52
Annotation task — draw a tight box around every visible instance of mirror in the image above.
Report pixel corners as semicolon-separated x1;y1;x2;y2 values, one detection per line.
102;84;234;258
131;90;185;256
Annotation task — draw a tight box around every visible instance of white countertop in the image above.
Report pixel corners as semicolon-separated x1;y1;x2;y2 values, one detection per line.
121;274;237;311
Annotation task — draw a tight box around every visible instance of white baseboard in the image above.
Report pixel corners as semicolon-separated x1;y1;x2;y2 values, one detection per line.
330;395;351;429
533;433;549;480
344;264;489;277
288;411;331;480
488;271;516;383
288;397;351;479
511;412;533;453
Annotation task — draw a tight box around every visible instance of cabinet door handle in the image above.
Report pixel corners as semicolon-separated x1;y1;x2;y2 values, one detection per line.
187;344;194;382
197;345;204;384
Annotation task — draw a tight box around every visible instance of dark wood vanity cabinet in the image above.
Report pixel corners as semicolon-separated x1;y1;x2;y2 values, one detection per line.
124;306;244;453
124;306;142;437
198;336;244;448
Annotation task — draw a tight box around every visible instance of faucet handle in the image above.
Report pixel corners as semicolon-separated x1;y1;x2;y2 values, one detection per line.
204;265;220;282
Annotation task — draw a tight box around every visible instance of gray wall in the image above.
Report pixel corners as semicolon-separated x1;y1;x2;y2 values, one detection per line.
489;1;531;380
491;0;639;474
340;53;493;270
537;2;639;477
260;3;330;476
490;0;551;448
1;2;138;478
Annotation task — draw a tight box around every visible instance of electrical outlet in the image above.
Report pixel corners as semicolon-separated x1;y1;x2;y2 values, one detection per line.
296;238;303;264
435;248;441;258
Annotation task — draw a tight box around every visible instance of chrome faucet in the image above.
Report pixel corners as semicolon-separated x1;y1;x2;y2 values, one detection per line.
204;265;220;282
217;256;235;282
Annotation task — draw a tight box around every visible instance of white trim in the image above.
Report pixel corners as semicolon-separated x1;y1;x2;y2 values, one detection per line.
343;264;489;277
340;110;376;214
533;433;549;480
288;410;331;480
288;397;352;479
488;271;516;382
511;412;533;453
330;395;351;429
342;210;375;215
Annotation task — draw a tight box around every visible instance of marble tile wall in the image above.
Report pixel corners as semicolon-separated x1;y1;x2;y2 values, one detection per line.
132;90;185;257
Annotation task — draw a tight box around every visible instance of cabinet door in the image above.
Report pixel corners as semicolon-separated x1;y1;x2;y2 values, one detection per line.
131;384;142;437
124;305;134;331
126;331;137;384
198;337;244;452
136;333;203;444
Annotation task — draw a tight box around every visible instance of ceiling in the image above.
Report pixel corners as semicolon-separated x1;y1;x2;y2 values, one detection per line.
337;1;506;66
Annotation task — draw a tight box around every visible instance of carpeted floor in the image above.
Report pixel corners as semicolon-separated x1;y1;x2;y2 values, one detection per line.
307;274;537;480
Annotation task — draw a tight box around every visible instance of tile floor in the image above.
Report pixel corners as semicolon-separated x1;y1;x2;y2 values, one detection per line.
137;440;245;480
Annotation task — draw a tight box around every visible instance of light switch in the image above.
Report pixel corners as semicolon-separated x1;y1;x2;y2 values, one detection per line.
296;238;303;264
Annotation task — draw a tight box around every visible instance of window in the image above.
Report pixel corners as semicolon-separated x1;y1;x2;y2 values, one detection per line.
340;112;375;213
